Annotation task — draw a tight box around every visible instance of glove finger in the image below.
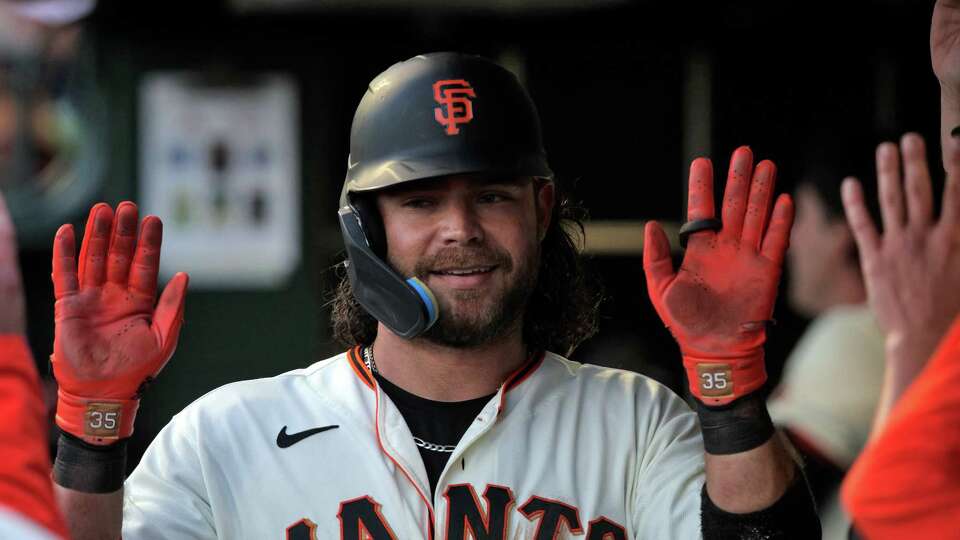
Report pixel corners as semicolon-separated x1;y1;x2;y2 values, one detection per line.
76;205;97;283
643;220;676;305
841;177;881;260
759;193;794;267
686;157;716;221
52;224;79;299
683;157;718;248
741;160;777;251
152;272;188;360
720;146;754;241
107;202;139;285
78;204;113;288
129;216;163;298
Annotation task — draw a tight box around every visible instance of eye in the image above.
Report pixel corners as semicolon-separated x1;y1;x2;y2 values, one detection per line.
402;197;435;209
478;191;512;204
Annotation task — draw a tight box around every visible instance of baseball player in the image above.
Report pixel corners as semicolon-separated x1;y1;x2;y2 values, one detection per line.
51;53;819;538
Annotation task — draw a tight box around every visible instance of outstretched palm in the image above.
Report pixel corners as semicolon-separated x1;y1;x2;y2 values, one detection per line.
643;147;794;405
842;134;960;379
644;147;794;352
658;237;783;349
52;202;187;442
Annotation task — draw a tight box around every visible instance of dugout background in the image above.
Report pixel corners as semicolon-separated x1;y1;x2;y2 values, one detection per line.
9;0;941;470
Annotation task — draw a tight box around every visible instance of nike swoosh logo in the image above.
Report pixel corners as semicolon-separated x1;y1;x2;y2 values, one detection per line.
276;425;339;448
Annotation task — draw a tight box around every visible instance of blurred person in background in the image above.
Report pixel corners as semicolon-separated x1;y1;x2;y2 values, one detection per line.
0;189;68;539
0;0;101;462
0;1;94;539
766;141;885;539
839;1;960;537
0;0;93;189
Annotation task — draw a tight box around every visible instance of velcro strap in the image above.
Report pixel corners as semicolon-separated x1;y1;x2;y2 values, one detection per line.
682;351;767;407
55;390;139;445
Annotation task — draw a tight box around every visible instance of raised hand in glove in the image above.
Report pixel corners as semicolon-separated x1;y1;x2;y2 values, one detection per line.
644;146;794;407
52;202;188;445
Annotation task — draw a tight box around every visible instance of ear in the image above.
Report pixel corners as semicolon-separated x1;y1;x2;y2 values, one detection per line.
534;179;556;242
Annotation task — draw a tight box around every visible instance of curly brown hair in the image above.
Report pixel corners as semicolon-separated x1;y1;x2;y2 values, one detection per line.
330;179;603;356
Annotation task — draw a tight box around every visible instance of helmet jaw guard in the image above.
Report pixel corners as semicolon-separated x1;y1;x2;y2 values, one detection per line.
338;205;439;339
339;52;552;340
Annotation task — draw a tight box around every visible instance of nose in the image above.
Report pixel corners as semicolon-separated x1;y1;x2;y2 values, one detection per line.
438;200;484;246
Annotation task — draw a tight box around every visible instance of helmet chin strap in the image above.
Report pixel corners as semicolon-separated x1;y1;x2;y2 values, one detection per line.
338;206;439;339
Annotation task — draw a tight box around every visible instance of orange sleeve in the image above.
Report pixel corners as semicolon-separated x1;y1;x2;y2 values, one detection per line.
0;334;68;539
841;316;960;539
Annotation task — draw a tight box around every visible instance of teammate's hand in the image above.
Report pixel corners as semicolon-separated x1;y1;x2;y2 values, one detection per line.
842;133;960;383
644;147;794;406
52;202;188;445
0;190;26;335
933;0;960;96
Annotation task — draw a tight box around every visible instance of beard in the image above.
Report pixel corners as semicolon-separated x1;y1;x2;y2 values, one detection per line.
402;244;540;348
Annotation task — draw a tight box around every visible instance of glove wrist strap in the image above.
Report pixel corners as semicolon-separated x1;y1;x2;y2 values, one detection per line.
55;389;139;445
695;393;775;455
682;350;767;406
53;431;127;493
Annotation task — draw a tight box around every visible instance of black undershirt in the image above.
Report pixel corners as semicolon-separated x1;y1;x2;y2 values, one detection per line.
373;371;496;497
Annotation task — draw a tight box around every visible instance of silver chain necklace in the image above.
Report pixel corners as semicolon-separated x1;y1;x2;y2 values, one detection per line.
362;345;377;373
363;346;457;454
412;437;457;453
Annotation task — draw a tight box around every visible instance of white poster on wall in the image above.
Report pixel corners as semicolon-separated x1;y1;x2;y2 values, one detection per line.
139;72;300;289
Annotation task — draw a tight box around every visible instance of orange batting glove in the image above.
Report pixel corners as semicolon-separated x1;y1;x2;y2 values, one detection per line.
644;147;794;407
51;202;188;445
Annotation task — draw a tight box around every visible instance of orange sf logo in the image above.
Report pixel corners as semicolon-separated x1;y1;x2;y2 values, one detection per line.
433;79;476;135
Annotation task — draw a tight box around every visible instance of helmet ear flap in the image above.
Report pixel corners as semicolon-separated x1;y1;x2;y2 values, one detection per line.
349;195;387;258
338;205;439;339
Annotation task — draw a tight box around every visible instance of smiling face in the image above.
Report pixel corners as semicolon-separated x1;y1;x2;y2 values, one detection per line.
376;174;554;348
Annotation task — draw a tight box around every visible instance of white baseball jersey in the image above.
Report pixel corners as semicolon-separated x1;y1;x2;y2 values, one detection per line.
123;348;705;539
